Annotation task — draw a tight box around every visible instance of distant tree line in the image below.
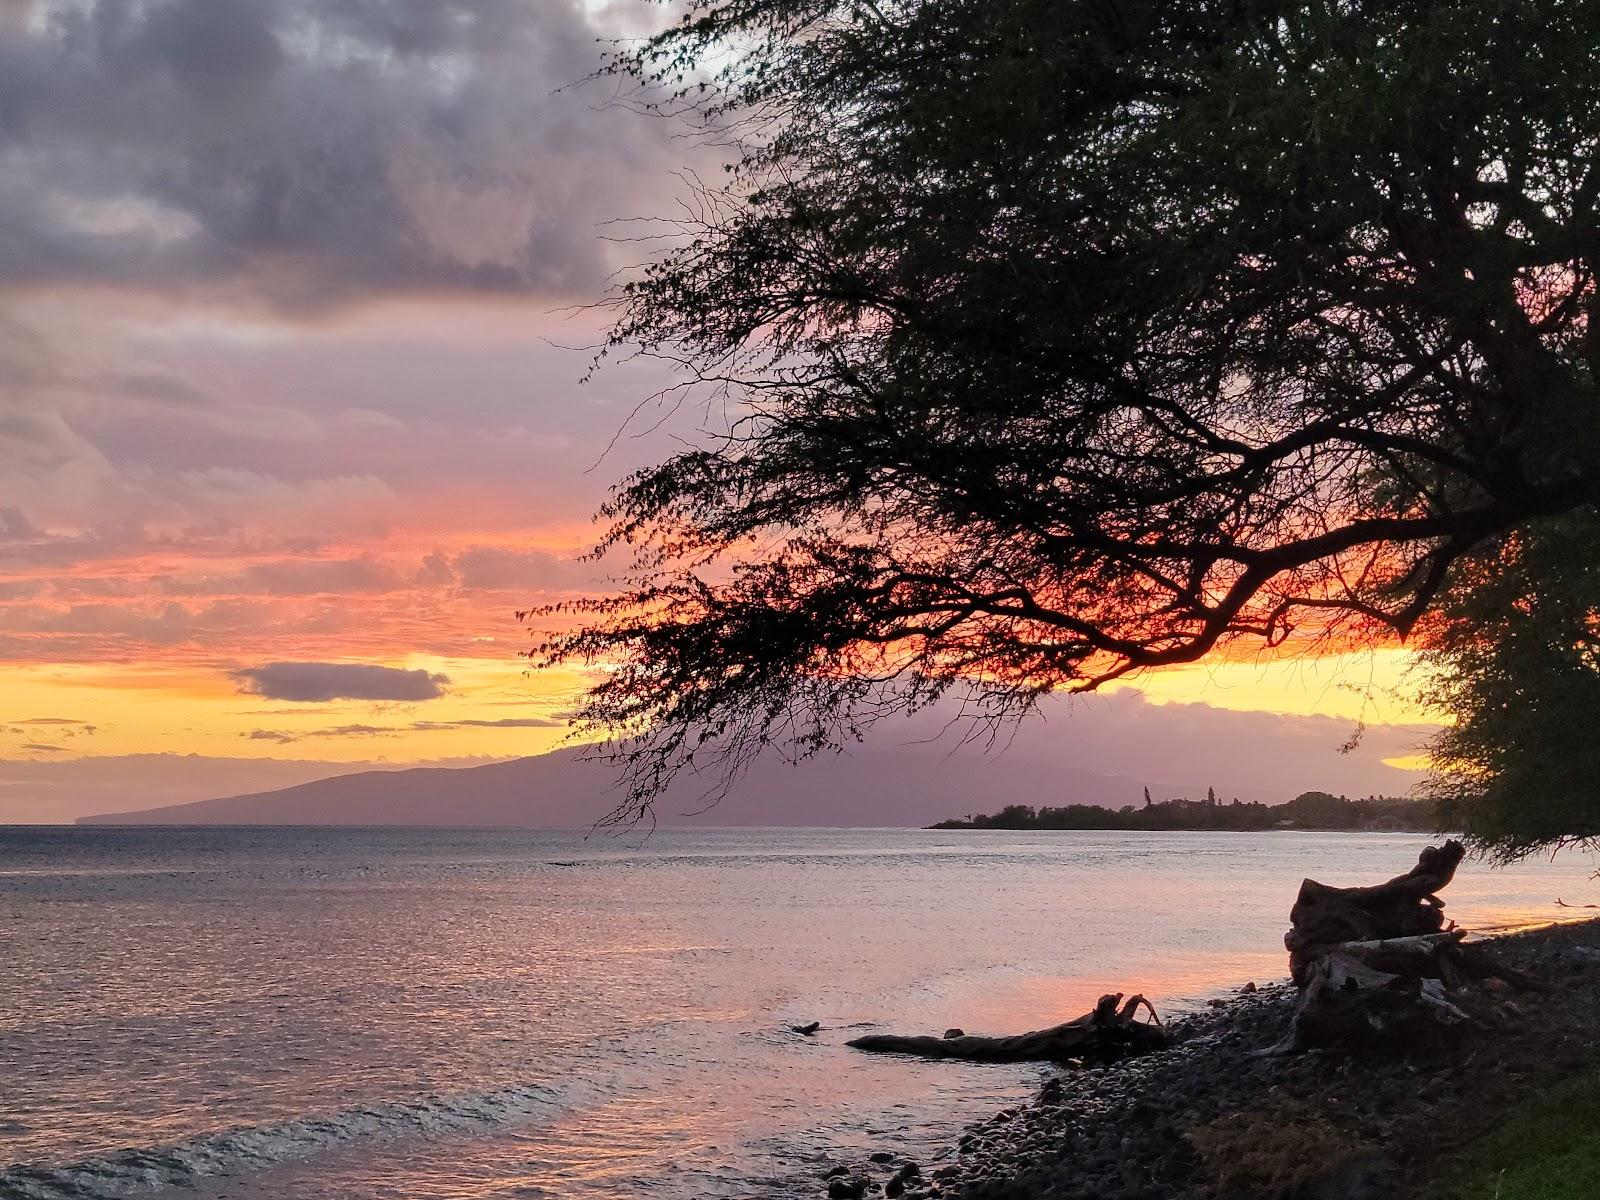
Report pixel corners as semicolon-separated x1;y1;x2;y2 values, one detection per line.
931;791;1441;834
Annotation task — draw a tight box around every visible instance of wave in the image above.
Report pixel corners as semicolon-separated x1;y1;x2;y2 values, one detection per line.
0;1079;585;1200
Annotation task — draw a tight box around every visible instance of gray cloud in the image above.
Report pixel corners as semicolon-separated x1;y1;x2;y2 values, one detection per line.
244;728;297;743
144;0;285;107
0;506;39;539
244;715;565;742
244;723;400;742
450;546;597;591
0;0;694;309
233;661;450;702
415;550;456;587
7;717;98;739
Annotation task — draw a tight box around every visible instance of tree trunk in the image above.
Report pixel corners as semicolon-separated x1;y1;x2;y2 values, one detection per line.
1285;840;1465;985
848;992;1167;1063
1277;841;1538;1052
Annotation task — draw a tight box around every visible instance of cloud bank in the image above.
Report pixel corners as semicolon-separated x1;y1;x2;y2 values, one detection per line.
1;0;689;309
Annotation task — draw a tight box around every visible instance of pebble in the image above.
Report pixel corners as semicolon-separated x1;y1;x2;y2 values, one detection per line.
916;925;1600;1200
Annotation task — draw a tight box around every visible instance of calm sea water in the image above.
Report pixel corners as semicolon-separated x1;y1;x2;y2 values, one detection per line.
2;826;1595;1200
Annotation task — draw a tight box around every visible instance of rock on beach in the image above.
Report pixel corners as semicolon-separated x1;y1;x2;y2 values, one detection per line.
835;919;1600;1200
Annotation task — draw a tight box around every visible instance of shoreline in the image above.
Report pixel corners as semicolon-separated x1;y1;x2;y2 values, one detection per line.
924;824;1443;835
819;916;1600;1200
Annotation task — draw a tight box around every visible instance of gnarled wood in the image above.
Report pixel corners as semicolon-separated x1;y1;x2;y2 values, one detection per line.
1276;842;1540;1052
848;992;1167;1063
1286;840;1465;985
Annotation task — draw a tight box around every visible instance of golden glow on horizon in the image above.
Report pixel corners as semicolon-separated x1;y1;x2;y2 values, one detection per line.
0;658;587;763
0;288;1444;786
0;645;1439;768
1114;646;1438;725
1380;754;1435;772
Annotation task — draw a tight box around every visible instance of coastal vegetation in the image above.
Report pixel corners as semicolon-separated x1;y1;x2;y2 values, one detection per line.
1419;515;1600;863
1437;1071;1600;1200
930;791;1440;833
535;1;1600;1180
541;0;1600;862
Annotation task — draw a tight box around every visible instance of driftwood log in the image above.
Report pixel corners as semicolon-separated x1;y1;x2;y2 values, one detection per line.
1286;839;1465;985
848;992;1167;1063
1279;841;1540;1051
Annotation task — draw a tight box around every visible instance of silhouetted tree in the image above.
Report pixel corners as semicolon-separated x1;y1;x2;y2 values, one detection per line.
541;0;1600;820
1419;515;1600;860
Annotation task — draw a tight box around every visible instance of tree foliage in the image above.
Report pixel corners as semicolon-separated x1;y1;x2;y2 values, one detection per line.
1419;514;1600;861
539;0;1600;819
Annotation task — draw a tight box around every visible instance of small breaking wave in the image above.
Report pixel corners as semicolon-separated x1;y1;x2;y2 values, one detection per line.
0;1079;584;1200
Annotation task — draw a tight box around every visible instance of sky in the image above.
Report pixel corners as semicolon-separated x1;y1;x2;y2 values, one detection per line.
0;0;1439;822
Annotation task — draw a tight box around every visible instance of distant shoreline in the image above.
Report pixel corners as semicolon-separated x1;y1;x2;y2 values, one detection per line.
927;823;1441;834
929;790;1441;835
31;820;1442;834
18;820;1444;834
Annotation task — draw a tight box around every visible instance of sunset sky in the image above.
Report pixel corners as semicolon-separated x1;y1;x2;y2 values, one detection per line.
0;0;1436;822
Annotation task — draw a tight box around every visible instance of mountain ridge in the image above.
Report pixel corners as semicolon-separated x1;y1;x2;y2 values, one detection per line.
77;742;1180;827
74;694;1434;827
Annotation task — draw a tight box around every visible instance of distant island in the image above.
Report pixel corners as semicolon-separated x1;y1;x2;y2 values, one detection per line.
931;789;1442;833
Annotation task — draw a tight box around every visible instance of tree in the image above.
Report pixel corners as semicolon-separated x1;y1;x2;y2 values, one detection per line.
541;0;1600;820
1417;513;1600;861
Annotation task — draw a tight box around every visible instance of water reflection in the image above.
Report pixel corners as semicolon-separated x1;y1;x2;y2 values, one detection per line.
1;827;1594;1199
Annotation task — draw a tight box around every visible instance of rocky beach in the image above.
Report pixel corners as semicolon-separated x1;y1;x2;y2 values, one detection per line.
819;917;1600;1200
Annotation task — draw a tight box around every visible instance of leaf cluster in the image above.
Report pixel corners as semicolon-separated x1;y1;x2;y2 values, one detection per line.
540;0;1600;818
1418;512;1600;862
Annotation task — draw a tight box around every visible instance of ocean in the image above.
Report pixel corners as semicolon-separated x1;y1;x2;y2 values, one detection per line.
2;826;1594;1199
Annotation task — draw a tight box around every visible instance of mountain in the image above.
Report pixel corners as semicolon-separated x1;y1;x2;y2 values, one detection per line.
74;692;1435;827
76;743;1175;827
